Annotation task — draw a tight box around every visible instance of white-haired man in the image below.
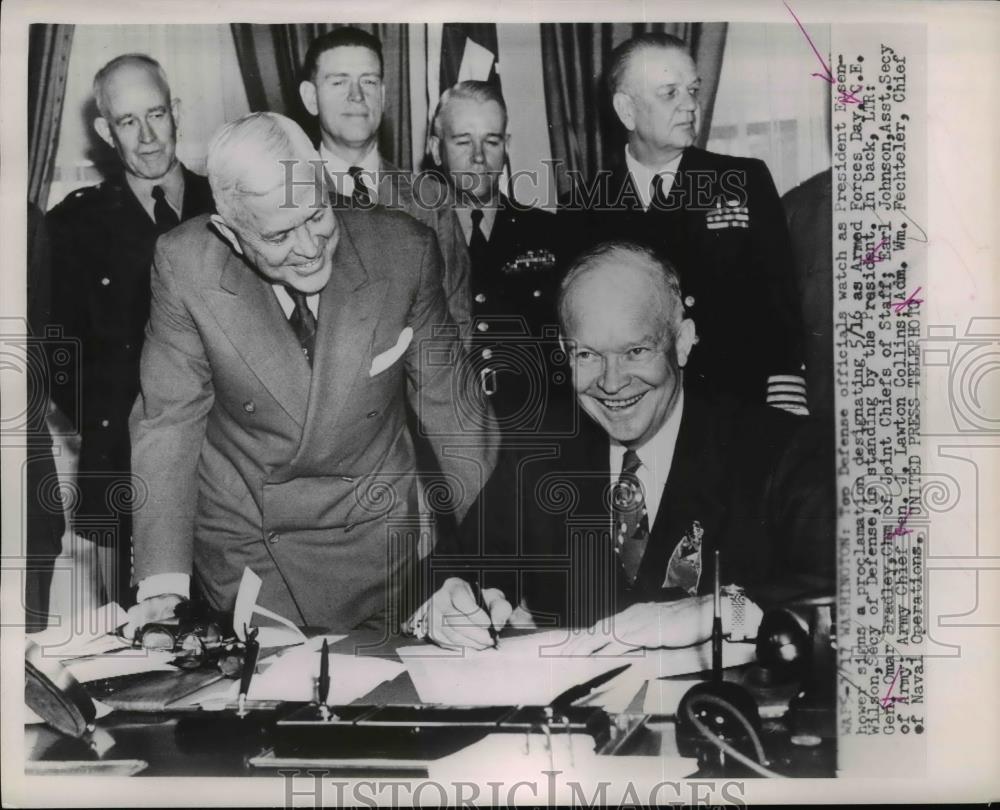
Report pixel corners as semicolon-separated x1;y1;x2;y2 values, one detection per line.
47;54;215;608
126;112;497;634
414;241;833;651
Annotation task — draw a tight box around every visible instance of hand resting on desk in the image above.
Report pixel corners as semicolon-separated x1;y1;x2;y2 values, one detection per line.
406;577;513;651
562;594;764;656
123;593;184;641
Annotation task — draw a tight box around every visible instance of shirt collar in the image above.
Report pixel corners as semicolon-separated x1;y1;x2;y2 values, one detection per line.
454;204;499;244
624;144;684;211
125;161;185;221
320;142;381;199
609;389;685;474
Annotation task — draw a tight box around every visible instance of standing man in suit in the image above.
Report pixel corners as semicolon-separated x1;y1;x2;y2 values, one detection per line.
126;112;497;634
426;81;569;432
47;54;215;608
297;27;470;332
585;33;806;413
414;241;833;650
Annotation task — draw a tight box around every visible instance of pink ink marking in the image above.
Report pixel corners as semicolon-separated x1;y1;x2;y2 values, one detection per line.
863;237;891;264
784;1;864;105
892;287;924;314
880;667;909;709
890;507;915;538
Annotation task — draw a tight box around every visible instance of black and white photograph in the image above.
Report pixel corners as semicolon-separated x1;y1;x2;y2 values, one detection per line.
1;0;997;806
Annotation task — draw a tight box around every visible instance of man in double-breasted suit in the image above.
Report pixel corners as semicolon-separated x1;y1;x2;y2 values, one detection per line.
413;241;832;650
126;112;498;634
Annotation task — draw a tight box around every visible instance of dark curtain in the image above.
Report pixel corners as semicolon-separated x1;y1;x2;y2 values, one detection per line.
28;24;75;210
230;23;412;169
540;22;727;198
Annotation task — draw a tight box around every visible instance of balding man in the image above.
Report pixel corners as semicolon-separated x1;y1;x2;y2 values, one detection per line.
47;54;214;607
126;112;497;634
583;34;806;414
414;241;832;650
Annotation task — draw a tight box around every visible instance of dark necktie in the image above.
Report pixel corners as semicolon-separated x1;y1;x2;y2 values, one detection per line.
468;208;489;275
649;173;671;213
152;185;179;231
349;166;373;207
287;290;317;367
612;449;650;584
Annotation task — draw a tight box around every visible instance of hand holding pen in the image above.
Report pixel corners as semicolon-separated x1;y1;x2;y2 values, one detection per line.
406;577;512;651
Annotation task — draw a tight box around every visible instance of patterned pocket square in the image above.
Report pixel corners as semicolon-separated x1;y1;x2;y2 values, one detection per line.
662;520;704;595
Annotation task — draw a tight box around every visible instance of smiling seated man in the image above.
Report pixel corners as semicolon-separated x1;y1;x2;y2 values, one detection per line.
411;240;833;651
125;112;497;635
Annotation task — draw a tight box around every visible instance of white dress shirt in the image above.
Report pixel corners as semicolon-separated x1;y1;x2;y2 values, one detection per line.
454;204;499;245
624;145;683;212
608;391;685;529
271;285;320;319
320;142;381;201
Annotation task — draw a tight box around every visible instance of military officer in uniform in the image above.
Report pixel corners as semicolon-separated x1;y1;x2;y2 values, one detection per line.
581;33;806;413
427;80;569;435
47;54;214;607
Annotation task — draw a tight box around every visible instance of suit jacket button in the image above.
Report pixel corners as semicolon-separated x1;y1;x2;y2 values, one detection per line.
474;293;486;304
243;401;255;413
476;322;489;333
100;419;110;427
267;531;279;543
532;289;541;298
100;277;110;286
684;295;695;308
481;348;493;360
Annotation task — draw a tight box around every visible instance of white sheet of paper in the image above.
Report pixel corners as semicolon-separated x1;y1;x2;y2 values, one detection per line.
398;630;635;706
232;567;307;647
399;631;757;707
27;603;129;659
63;649;177;683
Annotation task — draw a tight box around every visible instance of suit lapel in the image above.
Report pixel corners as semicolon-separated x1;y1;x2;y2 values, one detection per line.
206;243;312;426
291;212;389;468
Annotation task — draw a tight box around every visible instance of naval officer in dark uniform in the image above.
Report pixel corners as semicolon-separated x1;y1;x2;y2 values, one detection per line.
578;33;807;414
47;54;214;607
427;80;569;436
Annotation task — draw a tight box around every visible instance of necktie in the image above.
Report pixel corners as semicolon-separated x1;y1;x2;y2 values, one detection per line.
649;173;671;213
349;166;373;207
468;208;489;275
152;185;179;230
612;449;650;584
287;290;317;367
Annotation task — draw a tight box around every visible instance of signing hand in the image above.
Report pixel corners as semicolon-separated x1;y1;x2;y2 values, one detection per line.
408;577;512;651
123;593;184;641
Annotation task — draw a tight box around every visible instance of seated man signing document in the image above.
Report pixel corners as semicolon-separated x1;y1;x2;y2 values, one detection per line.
127;112;497;634
414;240;833;651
